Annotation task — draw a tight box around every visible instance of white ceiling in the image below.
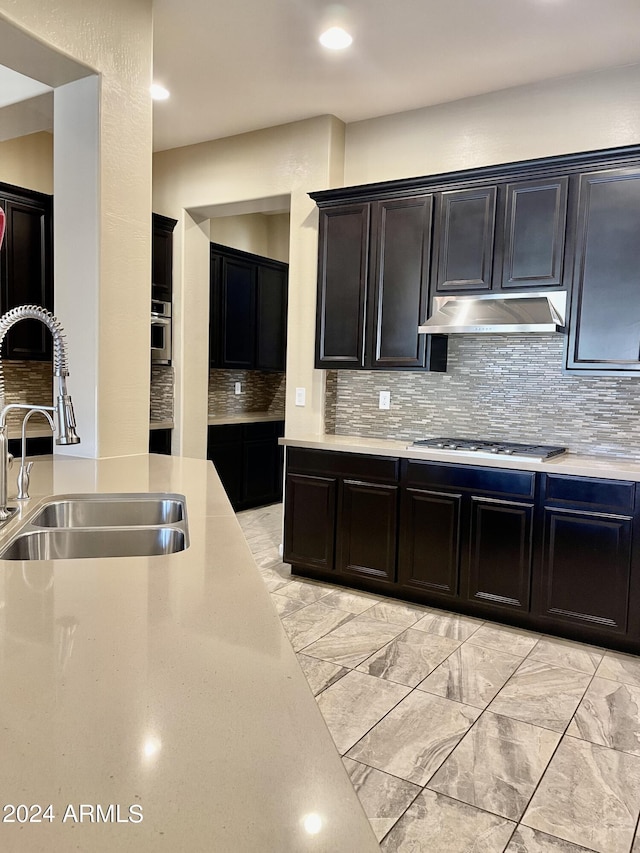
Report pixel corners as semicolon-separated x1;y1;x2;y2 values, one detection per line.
151;0;640;152
0;64;51;108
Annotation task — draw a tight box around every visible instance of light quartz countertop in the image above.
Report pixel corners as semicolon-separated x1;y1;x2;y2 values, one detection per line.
208;412;284;426
280;433;640;482
149;419;173;430
0;453;378;852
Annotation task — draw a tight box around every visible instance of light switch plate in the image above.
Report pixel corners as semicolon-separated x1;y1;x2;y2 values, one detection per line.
379;390;391;410
295;387;306;406
234;382;242;395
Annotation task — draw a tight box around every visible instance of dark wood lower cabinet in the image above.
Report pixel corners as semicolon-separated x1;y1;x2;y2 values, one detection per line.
283;449;640;652
468;496;533;611
284;448;399;591
283;473;337;573
398;487;462;599
208;420;284;511
337;479;398;584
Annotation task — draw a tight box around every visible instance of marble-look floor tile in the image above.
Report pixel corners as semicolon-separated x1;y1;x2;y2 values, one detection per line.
261;570;291;593
418;642;522;709
380;789;515;853
357;628;460;687
363;600;429;628
315;670;410;755
301;613;407;667
346;690;480;785
429;711;560;821
280;601;355;652
275;578;333;604
506;826;596;852
596;650;640;689
522;735;640;853
467;623;541;657
320;588;379;615
270;592;307;617
527;637;604;676
412;610;483;641
567;676;640;756
343;757;421;842
488;659;591;732
296;654;348;696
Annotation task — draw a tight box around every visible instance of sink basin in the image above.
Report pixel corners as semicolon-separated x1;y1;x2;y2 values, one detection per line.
0;492;189;560
0;527;186;561
30;493;185;528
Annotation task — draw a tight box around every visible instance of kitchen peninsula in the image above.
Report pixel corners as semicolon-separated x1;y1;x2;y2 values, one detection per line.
0;453;378;852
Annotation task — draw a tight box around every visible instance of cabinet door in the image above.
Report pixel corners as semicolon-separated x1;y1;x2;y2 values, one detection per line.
315;203;370;368
537;507;632;634
398;487;462;600
207;425;244;507
243;438;278;506
500;178;568;289
0;195;53;360
256;262;287;371
369;196;432;368
284;473;337;572
467;496;533;611
220;256;256;368
433;187;496;293
152;213;177;302
336;479;398;585
567;168;640;373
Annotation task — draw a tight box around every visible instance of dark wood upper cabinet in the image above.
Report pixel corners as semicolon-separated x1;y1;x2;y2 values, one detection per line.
256;263;288;372
0;187;53;361
433;187;497;293
369;196;434;368
500;177;568;289
220;256;256;369
210;243;288;371
567;167;640;374
152;213;177;303
314;197;446;372
315;203;369;368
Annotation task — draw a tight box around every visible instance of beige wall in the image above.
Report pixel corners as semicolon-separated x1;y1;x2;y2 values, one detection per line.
0;0;153;458
209;212;290;263
345;64;640;185
0;131;53;193
153;114;345;458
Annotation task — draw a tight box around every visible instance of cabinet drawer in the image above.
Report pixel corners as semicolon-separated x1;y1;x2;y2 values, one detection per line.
208;424;243;444
243;421;279;441
543;474;635;514
286;448;399;483
404;460;535;499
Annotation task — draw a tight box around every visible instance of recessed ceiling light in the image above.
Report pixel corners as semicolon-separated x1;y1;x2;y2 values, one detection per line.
150;83;170;101
319;26;352;50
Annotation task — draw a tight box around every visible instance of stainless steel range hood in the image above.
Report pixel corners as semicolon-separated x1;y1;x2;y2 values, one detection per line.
418;291;567;335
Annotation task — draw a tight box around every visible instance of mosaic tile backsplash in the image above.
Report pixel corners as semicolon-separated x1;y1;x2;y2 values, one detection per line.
208;369;285;417
2;360;52;431
325;334;640;460
150;365;174;422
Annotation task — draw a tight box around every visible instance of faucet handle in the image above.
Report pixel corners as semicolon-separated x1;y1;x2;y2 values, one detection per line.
17;461;33;500
7;452;13;470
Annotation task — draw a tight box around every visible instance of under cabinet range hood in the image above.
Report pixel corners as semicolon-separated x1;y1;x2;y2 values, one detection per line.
418;291;567;335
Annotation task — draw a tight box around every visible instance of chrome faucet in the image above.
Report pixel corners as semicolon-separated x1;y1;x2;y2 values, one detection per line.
0;305;80;521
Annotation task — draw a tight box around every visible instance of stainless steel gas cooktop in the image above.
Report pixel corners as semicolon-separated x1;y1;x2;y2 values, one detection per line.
409;438;567;462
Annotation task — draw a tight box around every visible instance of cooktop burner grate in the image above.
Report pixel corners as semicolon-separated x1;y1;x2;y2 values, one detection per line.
410;438;567;461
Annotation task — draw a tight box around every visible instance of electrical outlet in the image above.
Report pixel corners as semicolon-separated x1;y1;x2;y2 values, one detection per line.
379;390;391;410
295;387;306;406
234;382;242;395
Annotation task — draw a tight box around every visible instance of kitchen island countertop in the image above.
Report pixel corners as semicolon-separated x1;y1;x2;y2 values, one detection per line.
280;433;640;482
0;453;378;852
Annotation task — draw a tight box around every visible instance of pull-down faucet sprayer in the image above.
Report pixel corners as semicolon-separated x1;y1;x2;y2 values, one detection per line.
0;304;80;521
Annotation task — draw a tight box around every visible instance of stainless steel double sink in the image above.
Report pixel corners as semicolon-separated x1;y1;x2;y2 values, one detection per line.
0;493;189;560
